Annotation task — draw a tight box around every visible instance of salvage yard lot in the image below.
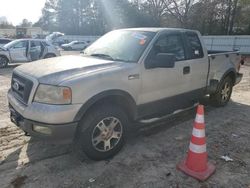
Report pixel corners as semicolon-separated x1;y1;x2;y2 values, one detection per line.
0;53;250;188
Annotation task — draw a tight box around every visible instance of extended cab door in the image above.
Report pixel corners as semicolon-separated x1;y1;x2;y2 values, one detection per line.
138;31;193;118
9;40;29;62
183;31;209;91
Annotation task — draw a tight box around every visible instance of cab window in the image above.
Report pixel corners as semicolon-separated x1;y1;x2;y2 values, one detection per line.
186;33;204;59
153;34;185;61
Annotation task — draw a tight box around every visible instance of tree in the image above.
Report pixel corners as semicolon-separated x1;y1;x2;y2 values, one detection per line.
34;0;59;31
19;19;32;27
36;0;250;35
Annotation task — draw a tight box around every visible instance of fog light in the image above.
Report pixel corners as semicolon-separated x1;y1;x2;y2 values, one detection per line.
33;125;52;135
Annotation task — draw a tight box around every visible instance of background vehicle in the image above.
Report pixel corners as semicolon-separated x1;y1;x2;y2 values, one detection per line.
0;39;60;68
61;41;89;50
8;28;242;160
0;38;12;47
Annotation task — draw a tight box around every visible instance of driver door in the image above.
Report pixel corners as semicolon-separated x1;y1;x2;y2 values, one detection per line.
9;40;29;62
138;32;193;117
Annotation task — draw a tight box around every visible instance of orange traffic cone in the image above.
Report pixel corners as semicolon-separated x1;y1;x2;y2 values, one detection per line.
177;105;216;181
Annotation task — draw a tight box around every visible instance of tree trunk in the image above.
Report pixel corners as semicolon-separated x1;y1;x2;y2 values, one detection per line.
229;0;239;34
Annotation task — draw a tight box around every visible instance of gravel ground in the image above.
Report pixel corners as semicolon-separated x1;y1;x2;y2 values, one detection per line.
0;53;250;188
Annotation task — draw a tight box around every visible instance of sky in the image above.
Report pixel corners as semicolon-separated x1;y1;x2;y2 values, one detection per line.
0;0;46;25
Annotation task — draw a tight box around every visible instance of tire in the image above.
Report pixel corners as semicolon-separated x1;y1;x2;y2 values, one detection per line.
210;76;233;107
0;56;8;68
76;104;129;160
44;54;56;59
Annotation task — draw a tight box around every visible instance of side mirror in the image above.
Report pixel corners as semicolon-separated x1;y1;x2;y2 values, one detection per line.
145;53;176;69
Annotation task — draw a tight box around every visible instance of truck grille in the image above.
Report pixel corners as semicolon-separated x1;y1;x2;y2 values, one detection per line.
11;72;33;105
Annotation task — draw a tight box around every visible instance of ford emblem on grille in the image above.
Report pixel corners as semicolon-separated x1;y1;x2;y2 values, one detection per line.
13;82;20;91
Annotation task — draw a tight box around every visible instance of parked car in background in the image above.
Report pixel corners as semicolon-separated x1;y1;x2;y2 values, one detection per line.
0;39;60;68
0;38;12;47
61;41;89;51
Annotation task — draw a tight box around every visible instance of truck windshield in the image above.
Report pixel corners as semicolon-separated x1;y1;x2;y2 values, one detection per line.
84;30;155;62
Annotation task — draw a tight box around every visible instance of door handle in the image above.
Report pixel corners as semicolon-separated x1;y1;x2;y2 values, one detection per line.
183;66;190;75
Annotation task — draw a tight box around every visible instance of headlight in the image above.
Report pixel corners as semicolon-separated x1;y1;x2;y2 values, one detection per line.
34;84;72;104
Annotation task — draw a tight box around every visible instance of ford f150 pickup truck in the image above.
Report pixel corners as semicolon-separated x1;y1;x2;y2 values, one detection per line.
8;28;243;160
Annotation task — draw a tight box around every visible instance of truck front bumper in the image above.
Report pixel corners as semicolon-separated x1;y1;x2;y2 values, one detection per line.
8;89;82;142
9;104;78;142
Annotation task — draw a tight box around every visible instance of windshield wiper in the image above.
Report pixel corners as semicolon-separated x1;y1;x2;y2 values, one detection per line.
112;58;134;63
89;53;134;63
90;53;114;60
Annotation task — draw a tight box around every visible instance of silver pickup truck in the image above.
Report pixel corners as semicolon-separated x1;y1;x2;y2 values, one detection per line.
8;28;243;160
0;39;60;68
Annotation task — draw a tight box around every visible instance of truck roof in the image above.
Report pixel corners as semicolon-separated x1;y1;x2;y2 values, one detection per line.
119;27;198;33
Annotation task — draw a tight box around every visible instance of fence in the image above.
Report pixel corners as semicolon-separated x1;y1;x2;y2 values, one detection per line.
203;36;250;55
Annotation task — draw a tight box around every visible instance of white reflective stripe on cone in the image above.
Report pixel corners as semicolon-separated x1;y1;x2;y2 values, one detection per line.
189;142;206;153
195;114;204;124
192;128;205;138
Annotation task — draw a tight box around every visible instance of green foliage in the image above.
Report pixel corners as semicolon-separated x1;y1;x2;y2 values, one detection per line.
0;22;15;29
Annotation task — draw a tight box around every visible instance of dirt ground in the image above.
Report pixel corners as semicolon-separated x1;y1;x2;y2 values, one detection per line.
0;53;250;188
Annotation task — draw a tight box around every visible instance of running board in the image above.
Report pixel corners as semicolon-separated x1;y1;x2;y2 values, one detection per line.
139;103;199;124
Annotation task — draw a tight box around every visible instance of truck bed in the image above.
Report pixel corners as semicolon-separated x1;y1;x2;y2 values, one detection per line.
208;50;239;55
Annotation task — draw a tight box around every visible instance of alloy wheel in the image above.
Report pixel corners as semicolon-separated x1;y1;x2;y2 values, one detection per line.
221;82;231;102
91;117;123;152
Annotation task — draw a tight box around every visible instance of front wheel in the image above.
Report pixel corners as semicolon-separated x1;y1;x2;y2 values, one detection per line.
210;77;233;107
0;56;8;68
76;104;128;160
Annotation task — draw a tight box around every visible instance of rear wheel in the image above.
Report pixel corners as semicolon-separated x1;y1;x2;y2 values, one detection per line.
210;76;233;107
76;104;128;160
0;56;8;68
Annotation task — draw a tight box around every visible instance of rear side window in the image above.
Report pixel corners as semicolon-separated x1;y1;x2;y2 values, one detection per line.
186;33;204;59
31;41;41;47
154;34;185;61
42;41;50;46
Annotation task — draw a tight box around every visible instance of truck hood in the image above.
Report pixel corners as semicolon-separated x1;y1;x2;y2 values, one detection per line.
15;55;124;85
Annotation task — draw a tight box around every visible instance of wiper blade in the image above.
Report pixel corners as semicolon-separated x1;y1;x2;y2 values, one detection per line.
113;58;134;63
90;53;114;60
89;53;134;63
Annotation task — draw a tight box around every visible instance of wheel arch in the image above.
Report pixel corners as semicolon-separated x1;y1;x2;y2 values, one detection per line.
208;68;236;94
220;68;236;85
0;54;10;62
74;90;137;122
